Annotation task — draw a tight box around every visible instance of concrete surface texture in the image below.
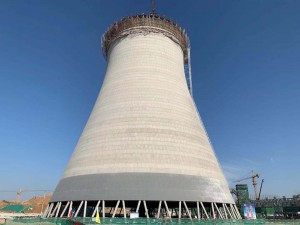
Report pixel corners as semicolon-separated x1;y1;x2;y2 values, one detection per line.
51;22;234;204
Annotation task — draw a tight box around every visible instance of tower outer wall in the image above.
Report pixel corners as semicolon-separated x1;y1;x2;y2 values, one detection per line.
51;15;234;204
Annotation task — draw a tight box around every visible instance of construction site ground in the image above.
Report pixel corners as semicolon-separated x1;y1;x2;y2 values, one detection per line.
0;195;51;215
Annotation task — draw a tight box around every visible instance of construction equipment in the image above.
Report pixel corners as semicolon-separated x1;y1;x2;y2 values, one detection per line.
0;189;51;202
230;188;237;197
151;0;155;15
17;189;27;202
235;172;260;200
258;179;264;200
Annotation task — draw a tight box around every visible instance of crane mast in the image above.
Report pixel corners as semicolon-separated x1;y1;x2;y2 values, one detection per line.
258;179;264;200
235;172;260;200
17;189;26;202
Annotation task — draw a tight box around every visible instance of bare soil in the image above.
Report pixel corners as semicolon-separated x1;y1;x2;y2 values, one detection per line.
0;195;51;214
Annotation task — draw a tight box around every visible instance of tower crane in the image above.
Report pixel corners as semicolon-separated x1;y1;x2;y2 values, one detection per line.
0;189;51;202
17;189;27;202
235;172;260;200
17;189;51;202
258;179;264;200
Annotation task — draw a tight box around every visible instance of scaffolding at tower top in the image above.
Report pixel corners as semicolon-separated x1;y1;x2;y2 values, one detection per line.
101;14;189;59
101;14;193;96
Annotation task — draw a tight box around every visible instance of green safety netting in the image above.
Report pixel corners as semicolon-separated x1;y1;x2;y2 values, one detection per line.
4;218;300;225
0;204;33;213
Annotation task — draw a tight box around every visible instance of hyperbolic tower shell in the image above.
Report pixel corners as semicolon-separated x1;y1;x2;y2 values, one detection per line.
46;14;241;219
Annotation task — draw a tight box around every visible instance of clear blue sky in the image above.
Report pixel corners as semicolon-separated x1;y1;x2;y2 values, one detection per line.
0;0;299;201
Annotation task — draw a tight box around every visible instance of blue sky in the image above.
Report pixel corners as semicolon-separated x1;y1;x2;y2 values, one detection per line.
0;0;299;201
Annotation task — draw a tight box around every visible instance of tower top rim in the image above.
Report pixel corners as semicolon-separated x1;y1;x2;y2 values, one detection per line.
101;14;190;59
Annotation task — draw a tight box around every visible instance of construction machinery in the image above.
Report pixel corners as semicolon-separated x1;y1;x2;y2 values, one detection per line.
258;179;264;200
235;172;261;200
17;189;27;202
0;189;51;202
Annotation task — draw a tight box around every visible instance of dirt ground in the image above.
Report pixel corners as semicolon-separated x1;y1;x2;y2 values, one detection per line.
0;195;51;214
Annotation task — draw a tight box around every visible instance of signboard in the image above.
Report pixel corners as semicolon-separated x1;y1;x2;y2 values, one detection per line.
243;204;257;219
130;212;139;219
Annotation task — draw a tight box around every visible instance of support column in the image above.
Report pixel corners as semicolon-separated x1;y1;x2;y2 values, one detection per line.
60;201;70;218
225;204;233;219
55;202;62;218
102;201;105;218
230;204;236;219
183;201;192;220
122;200;126;218
196;202;200;219
179;201;182;219
75;201;83;217
157;201;162;219
112;201;120;218
163;201;171;218
67;201;73;218
42;204;50;218
92;201;101;217
143;201;149;218
214;202;224;219
222;203;228;219
50;202;60;217
136;200;141;213
234;204;242;219
46;203;54;218
211;202;215;219
83;201;87;217
200;202;209;219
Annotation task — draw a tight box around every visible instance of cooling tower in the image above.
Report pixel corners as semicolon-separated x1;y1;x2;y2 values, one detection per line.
45;15;241;219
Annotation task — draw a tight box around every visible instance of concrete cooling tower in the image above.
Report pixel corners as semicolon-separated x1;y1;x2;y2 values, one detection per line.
45;15;241;219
